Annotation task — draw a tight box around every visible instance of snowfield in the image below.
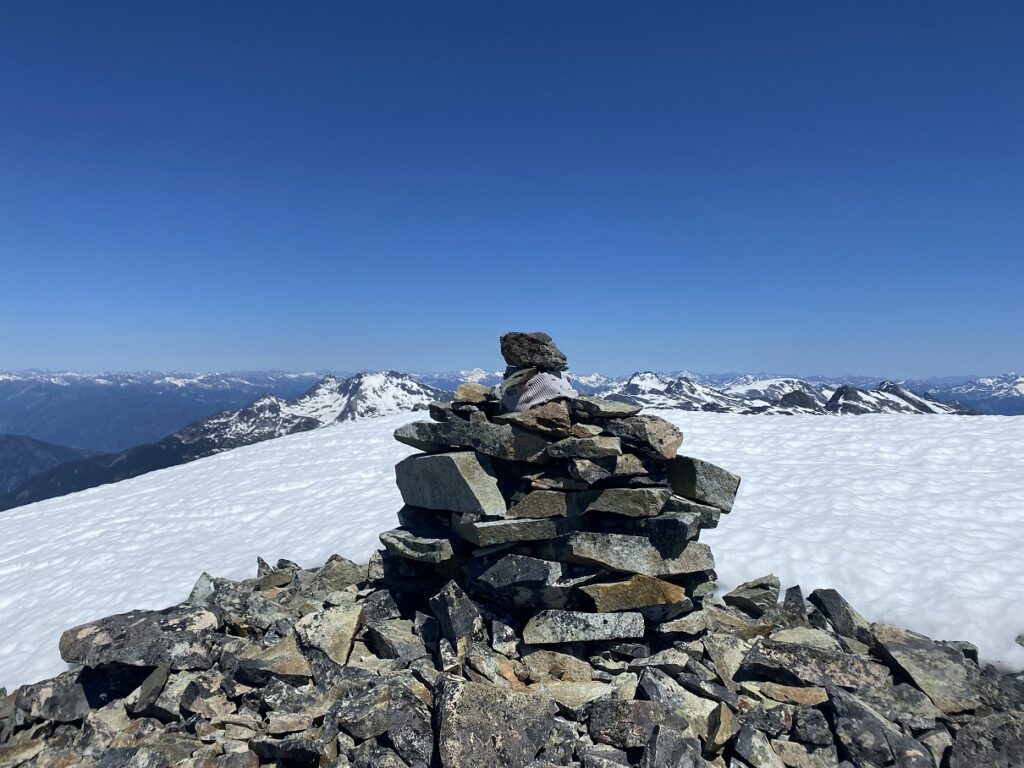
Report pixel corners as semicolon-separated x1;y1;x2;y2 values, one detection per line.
1;412;1023;689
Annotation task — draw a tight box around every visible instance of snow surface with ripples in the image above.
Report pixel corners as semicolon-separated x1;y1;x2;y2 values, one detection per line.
1;412;1022;689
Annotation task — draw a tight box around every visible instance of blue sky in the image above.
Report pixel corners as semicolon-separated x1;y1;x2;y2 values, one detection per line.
1;2;1021;377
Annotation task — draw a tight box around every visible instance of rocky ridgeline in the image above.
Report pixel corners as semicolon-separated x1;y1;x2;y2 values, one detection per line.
2;334;1023;768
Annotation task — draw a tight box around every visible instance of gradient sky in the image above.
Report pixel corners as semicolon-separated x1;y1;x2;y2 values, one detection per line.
1;2;1021;377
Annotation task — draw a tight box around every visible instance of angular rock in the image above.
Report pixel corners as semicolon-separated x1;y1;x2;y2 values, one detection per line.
395;452;506;515
500;331;568;371
740;638;890;689
509;490;577;519
724;575;780;618
523;610;644;644
828;686;900;768
59;606;220;671
770;627;843;653
466;553;599;609
854;682;942;731
638;725;707;768
581;575;688;613
434;677;558;767
522;649;595;682
293;604;363;667
734;725;786;768
379;527;460;564
455;382;492;403
529;679;617;716
870;623;980;714
234;634;312;686
587;699;690;750
494;401;572;436
948;711;1024;768
541;532;715;577
570;395;643;419
769;740;838;768
546;436;622;460
364;618;428;662
394;420;549;463
667;456;740;512
584;488;671;518
453;515;568;547
603;415;683;460
807;589;872;645
430;581;487;655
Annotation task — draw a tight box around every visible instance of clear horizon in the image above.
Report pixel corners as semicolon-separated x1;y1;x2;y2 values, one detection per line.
1;3;1021;377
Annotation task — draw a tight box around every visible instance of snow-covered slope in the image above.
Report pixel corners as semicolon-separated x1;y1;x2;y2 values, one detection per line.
826;382;962;414
2;411;1022;689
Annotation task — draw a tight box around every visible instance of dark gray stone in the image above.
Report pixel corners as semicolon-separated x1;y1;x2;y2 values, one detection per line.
603;415;683;460
379;527;460;564
540;532;715;577
523;610;645;644
395;452;506;515
453;514;569;547
587;699;690;749
740;638;890;689
584;487;671;518
639;725;707;768
58;606;220;671
667;456;740;512
724;575;781;619
430;581;487;654
500;331;568;371
808;589;872;645
870;623;980;714
494;401;572;436
394;420;550;462
546;436;622;459
434;676;559;767
570;396;643;419
949;711;1024;768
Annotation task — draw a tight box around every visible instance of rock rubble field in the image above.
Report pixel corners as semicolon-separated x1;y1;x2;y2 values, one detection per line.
1;333;1022;767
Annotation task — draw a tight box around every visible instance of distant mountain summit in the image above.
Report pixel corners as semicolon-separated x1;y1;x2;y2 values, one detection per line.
826;381;964;415
0;372;446;511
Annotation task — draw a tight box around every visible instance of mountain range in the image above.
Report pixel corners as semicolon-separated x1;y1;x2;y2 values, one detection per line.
0;366;1019;511
0;372;445;511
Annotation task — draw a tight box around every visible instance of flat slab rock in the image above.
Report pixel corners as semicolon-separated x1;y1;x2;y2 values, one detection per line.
523;610;645;644
395;452;505;516
58;605;220;670
740;637;891;690
667;456;741;512
541;531;715;577
434;676;558;767
394;420;549;463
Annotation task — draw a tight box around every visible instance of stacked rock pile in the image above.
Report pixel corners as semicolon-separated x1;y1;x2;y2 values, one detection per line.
380;331;741;650
2;332;1022;768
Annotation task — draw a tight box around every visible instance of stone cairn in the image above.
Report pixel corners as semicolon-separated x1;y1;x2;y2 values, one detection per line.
1;332;1022;768
380;330;739;651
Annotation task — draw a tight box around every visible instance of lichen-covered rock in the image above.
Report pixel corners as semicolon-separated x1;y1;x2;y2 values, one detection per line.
667;456;740;512
395;452;506;515
603;416;683;461
394;420;549;462
500;332;568;372
434;677;558;767
59;606;220;671
541;532;714;577
740;637;890;689
523;610;645;644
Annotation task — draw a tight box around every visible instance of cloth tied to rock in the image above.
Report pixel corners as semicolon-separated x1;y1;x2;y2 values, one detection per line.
496;366;578;412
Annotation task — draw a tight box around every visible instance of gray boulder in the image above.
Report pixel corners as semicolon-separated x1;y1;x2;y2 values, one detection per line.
584;488;671;518
394;420;549;462
570;395;643;420
522;610;645;644
546;436;622;459
541;532;715;577
603;416;683;460
740;637;891;689
434;677;558;767
667;456;740;512
395;452;505;515
379;527;460;564
453;515;569;547
59;606;220;671
500;331;568;371
870;623;981;714
808;589;872;645
723;575;781;618
431;581;487;654
587;699;690;749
